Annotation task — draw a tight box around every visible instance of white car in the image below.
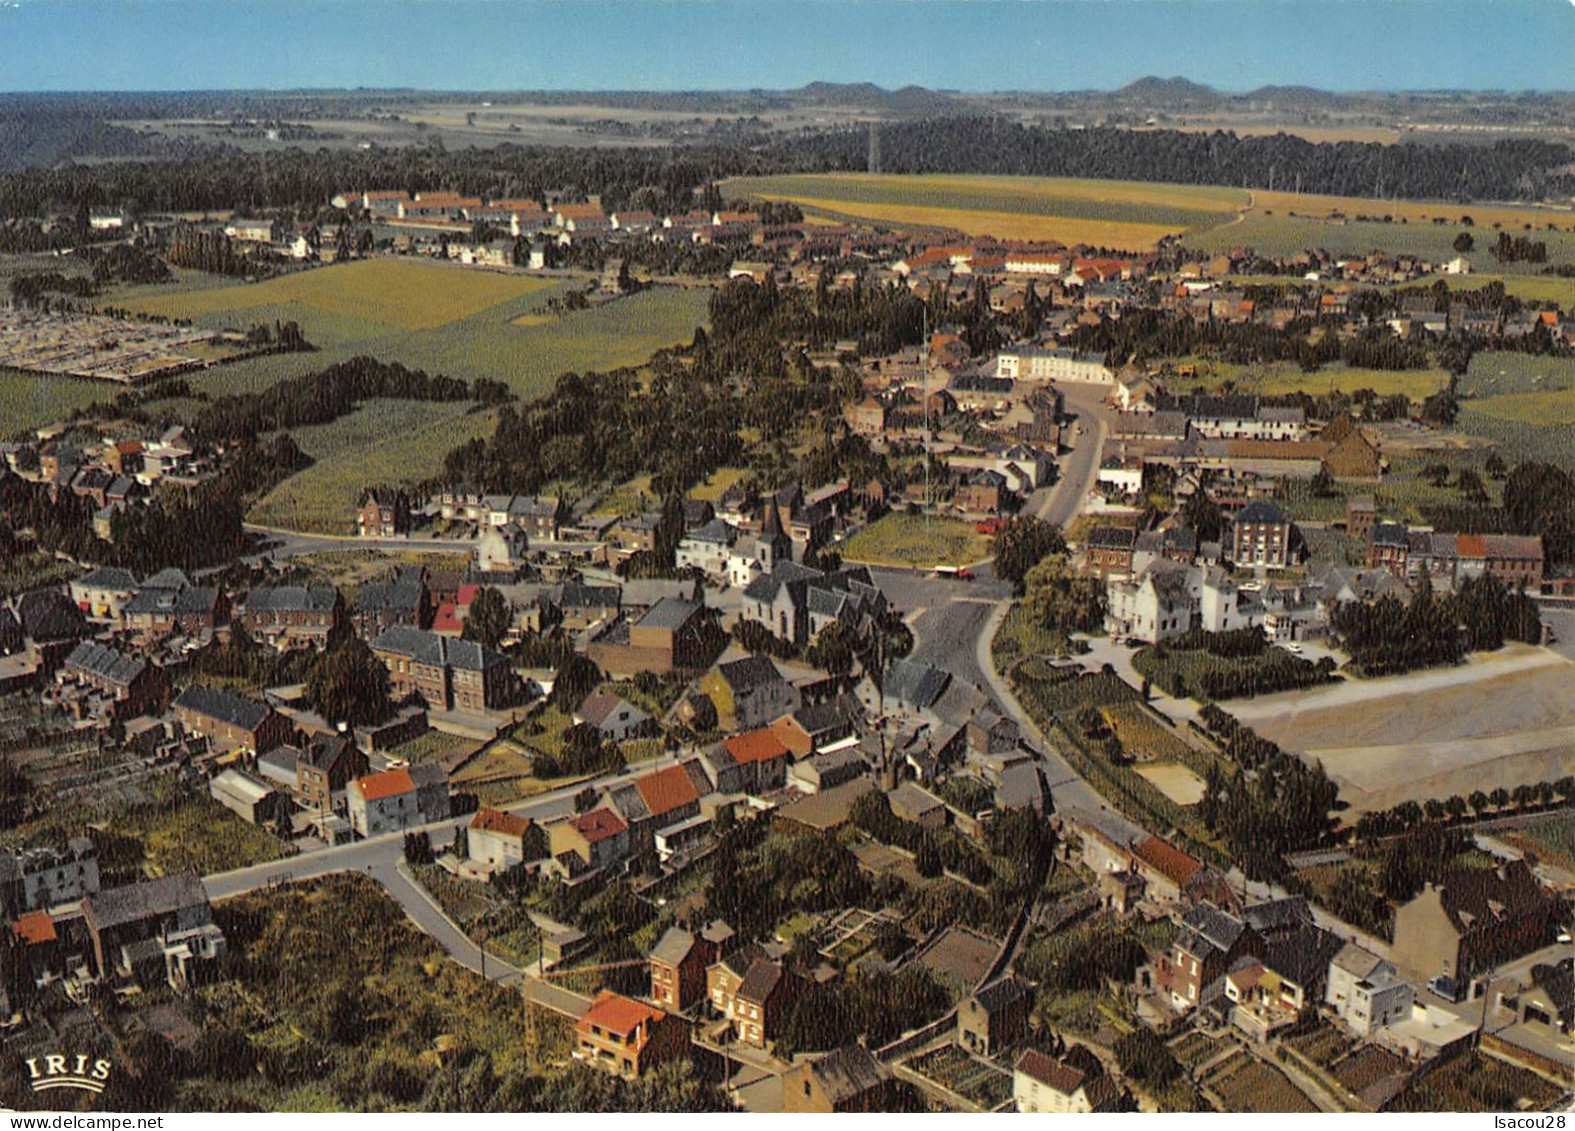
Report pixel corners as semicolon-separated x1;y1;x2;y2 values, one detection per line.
1282;642;1303;655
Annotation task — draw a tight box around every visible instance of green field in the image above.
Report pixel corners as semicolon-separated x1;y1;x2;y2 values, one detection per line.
1191;211;1575;274
726;173;1246;249
1167;356;1449;400
106;262;711;400
115;258;559;331
842;513;993;568
0;367;124;435
249;404;497;533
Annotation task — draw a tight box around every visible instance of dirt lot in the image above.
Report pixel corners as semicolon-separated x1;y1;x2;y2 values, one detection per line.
1135;763;1206;805
1231;648;1575;813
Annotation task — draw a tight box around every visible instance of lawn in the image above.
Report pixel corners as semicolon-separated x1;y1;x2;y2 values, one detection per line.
842;513;993;568
1458;351;1575;399
1172;356;1449;401
989;603;1084;673
1134;763;1207;806
114;258;559;331
1101;701;1198;763
1130;641;1334;702
248;406;497;533
725;173;1245;249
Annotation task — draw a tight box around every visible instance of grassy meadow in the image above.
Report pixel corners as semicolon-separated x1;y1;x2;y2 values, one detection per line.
725;173;1247;249
113;257;558;331
104;260;712;399
249;405;498;533
842;513;993;568
1;367;124;435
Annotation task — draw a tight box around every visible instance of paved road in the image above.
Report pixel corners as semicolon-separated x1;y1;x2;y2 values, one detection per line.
203;752;682;904
244;524;478;560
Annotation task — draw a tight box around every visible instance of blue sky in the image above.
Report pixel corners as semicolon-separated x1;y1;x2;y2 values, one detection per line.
0;0;1571;93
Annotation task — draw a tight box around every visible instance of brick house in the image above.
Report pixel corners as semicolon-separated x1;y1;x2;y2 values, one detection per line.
357;488;411;538
370;625;518;712
239;586;343;650
1085;525;1138;577
59;640;170;719
731;956;800;1047
1227;500;1296;568
352;570;428;640
649;926;718;1013
172;685;293;754
286;734;366;814
574;991;689;1079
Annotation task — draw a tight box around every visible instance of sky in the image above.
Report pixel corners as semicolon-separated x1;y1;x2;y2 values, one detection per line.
0;0;1571;94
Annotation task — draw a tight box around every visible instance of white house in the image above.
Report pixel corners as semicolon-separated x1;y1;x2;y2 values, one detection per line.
1326;943;1415;1037
995;347;1113;384
347;765;451;838
467;807;538;874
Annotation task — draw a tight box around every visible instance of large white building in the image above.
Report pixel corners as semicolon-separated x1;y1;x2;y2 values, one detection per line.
0;838;101;916
995;347;1113;384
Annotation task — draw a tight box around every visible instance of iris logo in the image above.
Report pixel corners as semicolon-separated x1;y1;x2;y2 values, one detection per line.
25;1054;112;1095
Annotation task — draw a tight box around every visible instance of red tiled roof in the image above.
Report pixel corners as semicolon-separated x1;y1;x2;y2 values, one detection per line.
634;764;701;818
1131;835;1204;888
1015;1048;1085;1094
12;910;56;947
355;768;416;802
556;203;606;220
1456;532;1488;559
578;990;666;1040
723;728;790;765
456;585;481;607
572;807;627;844
470;806;532;838
431;603;462;634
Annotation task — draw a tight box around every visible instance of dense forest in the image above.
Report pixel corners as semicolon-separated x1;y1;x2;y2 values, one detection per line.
0;117;1571;221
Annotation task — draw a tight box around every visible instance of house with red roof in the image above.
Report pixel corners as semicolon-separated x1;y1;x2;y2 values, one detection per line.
721;727;792;792
347;764;451;838
575;990;690;1079
545;807;629;880
467;807;541;874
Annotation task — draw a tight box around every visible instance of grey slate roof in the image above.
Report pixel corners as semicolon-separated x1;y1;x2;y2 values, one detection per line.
718;655;786;695
636;596;701;631
75;567;137;590
1235;500;1291;526
809;1044;890;1105
650;926;699;967
141;568;192;591
244;586;338;613
173;685;272;732
65;640;146;686
370;626;507;671
84;874;210;932
883;658;951;711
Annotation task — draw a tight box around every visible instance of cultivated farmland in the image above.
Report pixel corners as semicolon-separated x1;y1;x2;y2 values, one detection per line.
115;257;557;331
725;173;1246;249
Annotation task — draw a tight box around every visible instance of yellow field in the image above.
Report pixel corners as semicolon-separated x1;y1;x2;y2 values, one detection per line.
1135;763;1207;806
729;173;1247;250
119;259;558;330
779;196;1181;248
1466;389;1575;426
1249;190;1575;233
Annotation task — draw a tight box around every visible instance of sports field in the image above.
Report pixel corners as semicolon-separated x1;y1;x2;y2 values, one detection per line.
116;258;557;331
724;173;1247;249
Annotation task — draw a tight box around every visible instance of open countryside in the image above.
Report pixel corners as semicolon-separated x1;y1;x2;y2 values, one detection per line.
727;173;1247;247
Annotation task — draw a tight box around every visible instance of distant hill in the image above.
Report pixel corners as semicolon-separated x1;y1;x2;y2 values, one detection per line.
1116;76;1223;106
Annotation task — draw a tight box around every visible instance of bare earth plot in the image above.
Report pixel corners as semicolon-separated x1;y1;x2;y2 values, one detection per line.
1231;646;1575;814
1135;763;1207;806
